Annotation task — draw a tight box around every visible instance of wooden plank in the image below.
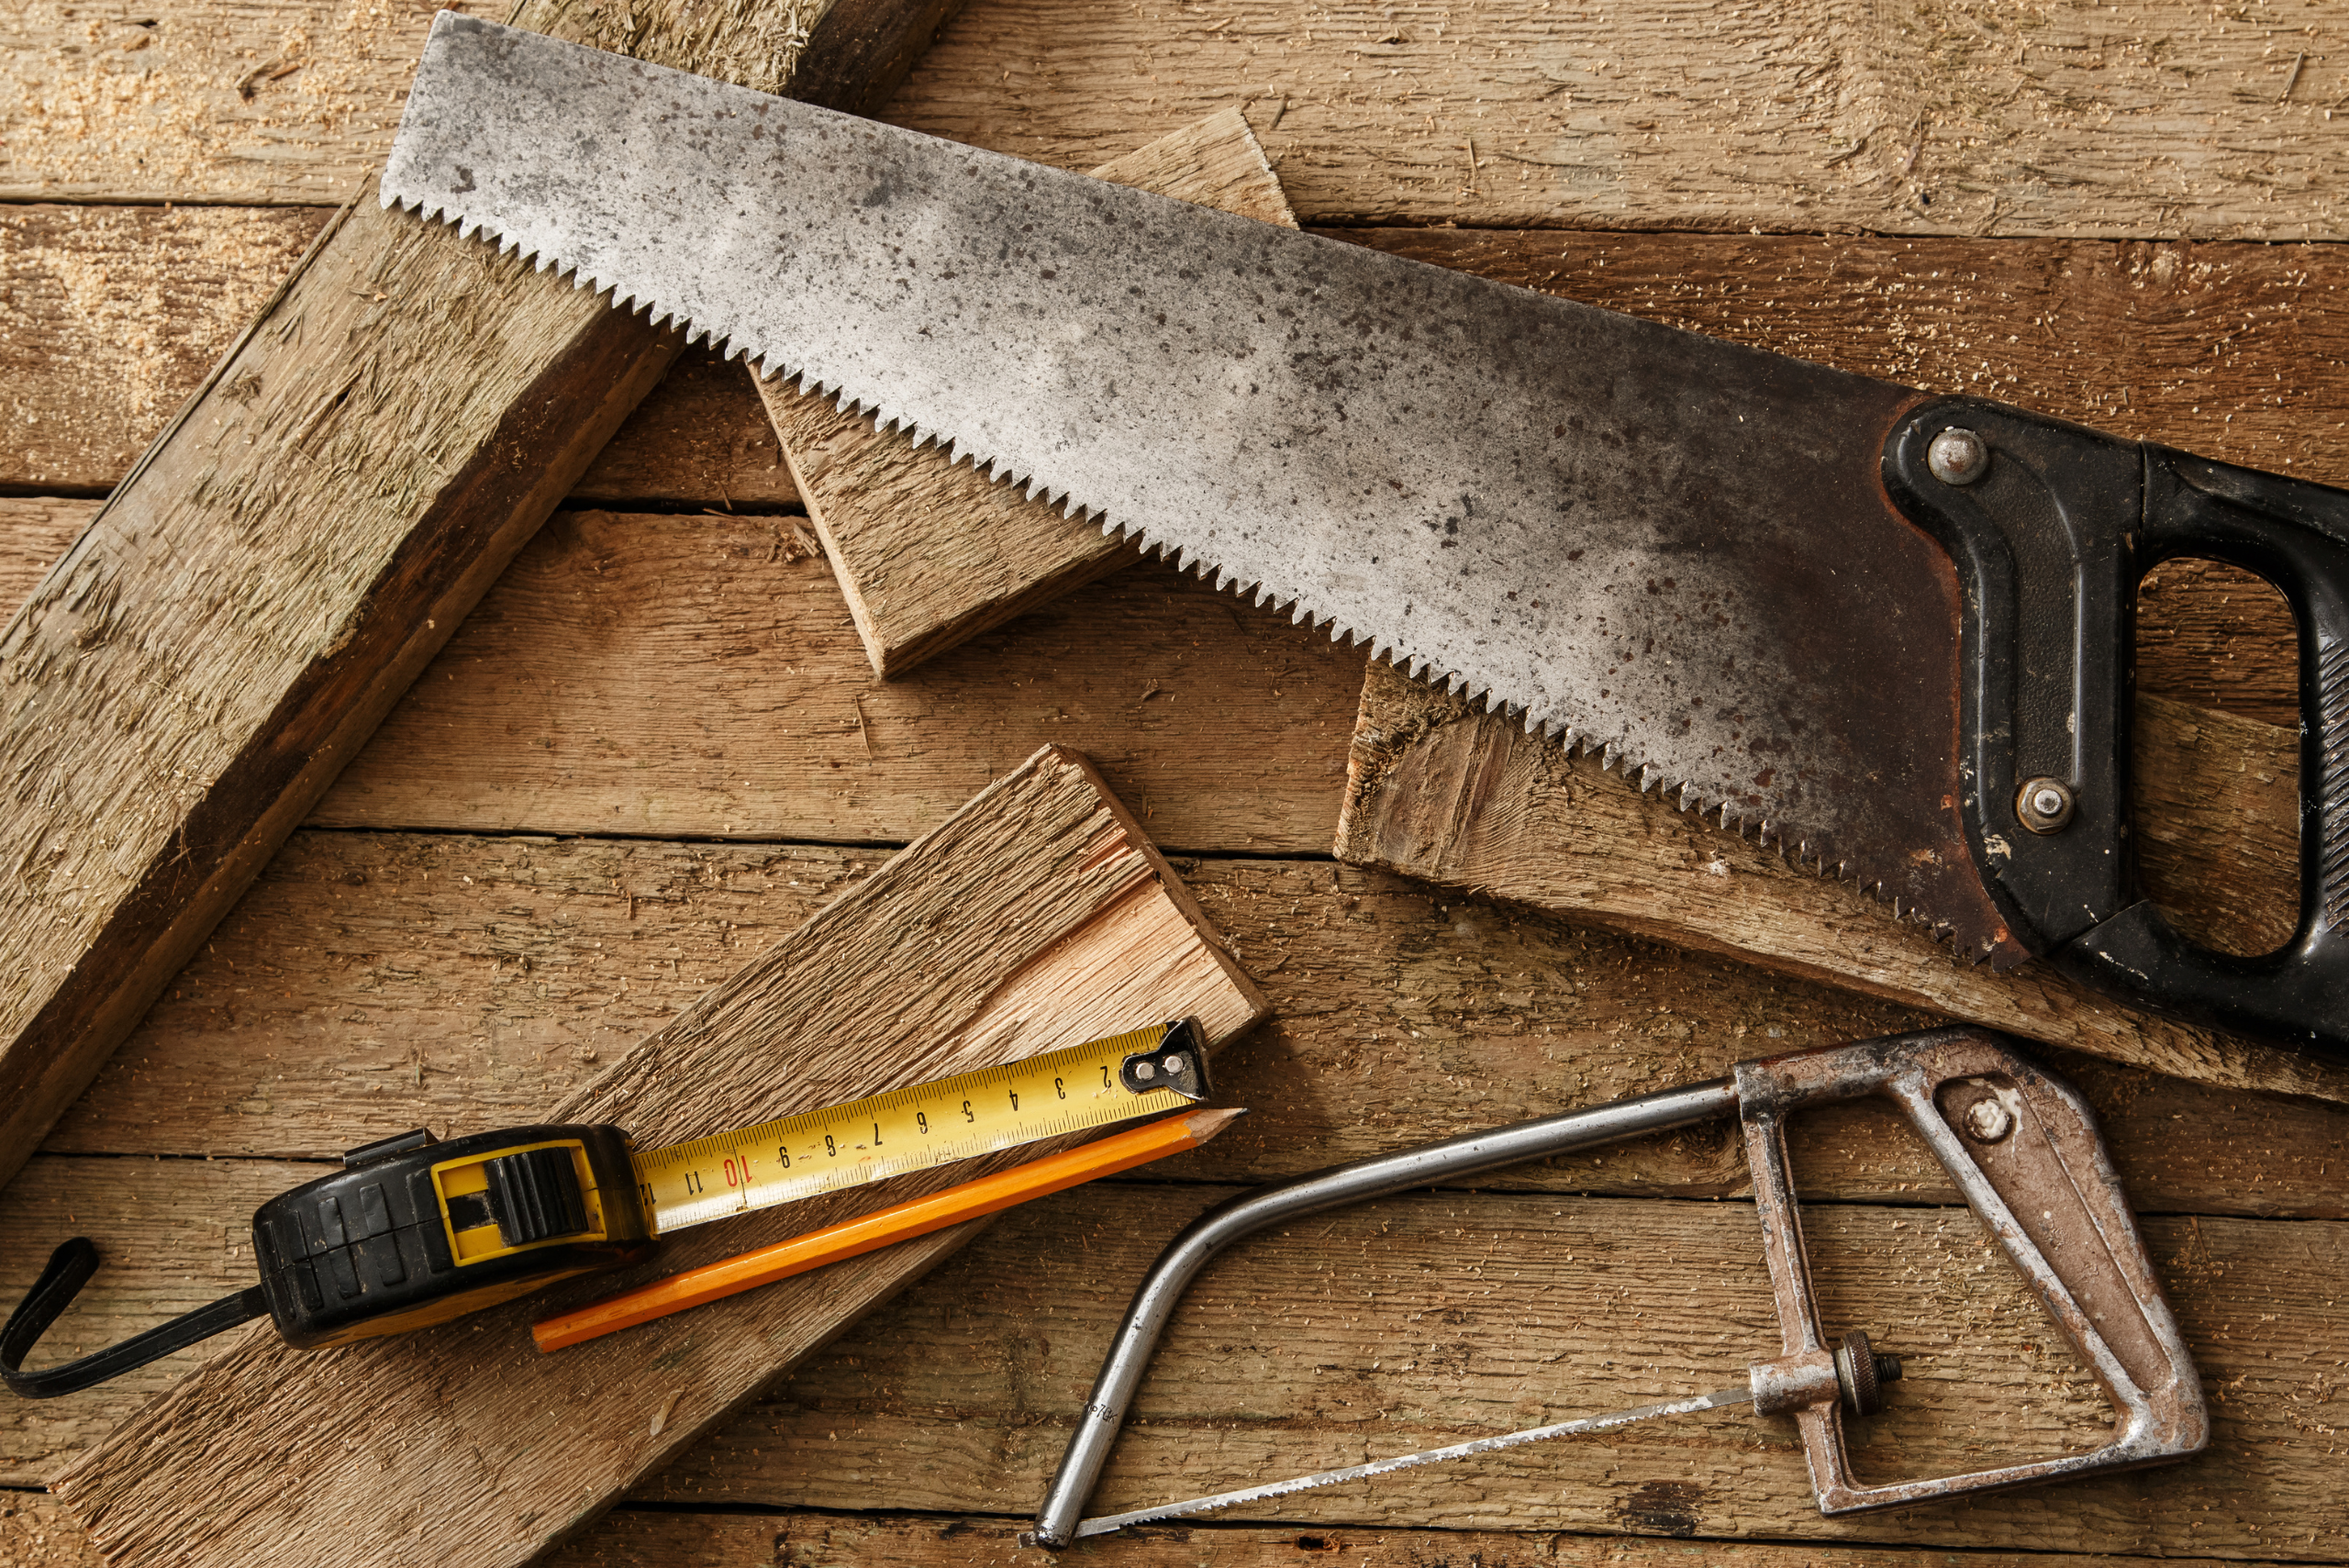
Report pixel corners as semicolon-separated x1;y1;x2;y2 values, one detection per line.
560;1511;2289;1568
763;106;1298;678
13;0;2343;241
0;205;799;506
0;205;326;495
1334;660;2347;1106
647;1184;2347;1559
889;0;2349;239
307;509;1369;851
0;503;91;623
0;0;490;206
51;746;1267;1568
0;0;961;1200
26;832;2344;1223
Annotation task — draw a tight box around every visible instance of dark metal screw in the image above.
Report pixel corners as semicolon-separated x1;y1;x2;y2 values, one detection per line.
1927;427;1989;485
2017;775;2076;833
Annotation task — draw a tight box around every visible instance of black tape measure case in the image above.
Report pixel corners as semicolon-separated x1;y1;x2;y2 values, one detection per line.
2;1124;653;1396
254;1124;654;1347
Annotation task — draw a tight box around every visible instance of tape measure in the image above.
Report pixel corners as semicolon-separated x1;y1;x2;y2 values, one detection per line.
1;1019;1208;1396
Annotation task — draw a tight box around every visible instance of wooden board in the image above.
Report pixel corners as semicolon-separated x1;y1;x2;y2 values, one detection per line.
0;206;796;507
887;0;2349;238
307;510;1369;852
0;0;962;1201
50;746;1267;1568
573;1512;2289;1568
13;0;2343;240
645;1184;2348;1558
1335;661;2347;1106
8;833;2339;1494
761;106;1299;678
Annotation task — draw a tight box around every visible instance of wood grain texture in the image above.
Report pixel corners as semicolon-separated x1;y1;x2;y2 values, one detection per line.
1333;660;2344;1106
0;0;956;1203
0;206;796;506
889;0;2349;238
0;0;493;205
308;510;1368;851
561;1511;2305;1568
50;746;1267;1568
763;106;1299;678
28;830;2346;1219
648;1184;2347;1559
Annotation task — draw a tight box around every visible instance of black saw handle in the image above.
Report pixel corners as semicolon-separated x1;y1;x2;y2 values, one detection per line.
1885;403;2349;1059
2054;450;2349;1052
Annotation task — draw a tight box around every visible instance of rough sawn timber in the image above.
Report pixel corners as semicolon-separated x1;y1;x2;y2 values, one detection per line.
1335;659;2347;1107
760;106;1297;678
50;745;1267;1568
0;0;963;1200
888;0;2349;239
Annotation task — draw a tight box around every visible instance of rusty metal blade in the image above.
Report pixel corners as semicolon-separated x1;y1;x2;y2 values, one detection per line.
384;14;2011;958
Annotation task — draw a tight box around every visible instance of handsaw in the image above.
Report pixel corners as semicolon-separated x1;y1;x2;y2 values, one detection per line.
382;14;2349;1059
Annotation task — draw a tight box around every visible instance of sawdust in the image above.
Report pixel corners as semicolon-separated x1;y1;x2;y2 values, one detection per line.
0;205;324;487
0;0;493;203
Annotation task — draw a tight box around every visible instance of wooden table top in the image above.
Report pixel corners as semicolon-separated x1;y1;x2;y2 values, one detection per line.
3;2;2344;1563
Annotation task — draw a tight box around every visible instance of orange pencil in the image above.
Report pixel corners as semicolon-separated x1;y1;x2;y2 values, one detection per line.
533;1106;1245;1351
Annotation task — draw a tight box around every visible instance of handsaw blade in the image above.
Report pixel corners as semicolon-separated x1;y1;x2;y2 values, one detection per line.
384;14;2013;961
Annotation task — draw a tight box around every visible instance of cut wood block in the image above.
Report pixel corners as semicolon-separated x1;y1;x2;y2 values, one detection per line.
758;106;1298;678
52;745;1266;1568
0;0;961;1200
1334;659;2349;1106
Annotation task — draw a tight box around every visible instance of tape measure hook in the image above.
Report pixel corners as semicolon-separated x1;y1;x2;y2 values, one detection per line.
1118;1018;1211;1102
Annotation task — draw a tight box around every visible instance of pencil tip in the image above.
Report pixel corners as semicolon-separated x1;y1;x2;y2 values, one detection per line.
1186;1106;1248;1139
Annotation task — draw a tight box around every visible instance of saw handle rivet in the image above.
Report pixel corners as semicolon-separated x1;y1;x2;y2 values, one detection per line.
1926;427;1990;485
1961;1095;2015;1144
2016;775;2076;834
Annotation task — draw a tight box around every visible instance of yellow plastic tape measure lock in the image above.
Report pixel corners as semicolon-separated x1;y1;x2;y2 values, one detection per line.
0;1018;1212;1396
631;1018;1211;1235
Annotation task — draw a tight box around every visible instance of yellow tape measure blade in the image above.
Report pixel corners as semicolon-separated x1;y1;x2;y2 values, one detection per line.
630;1018;1208;1234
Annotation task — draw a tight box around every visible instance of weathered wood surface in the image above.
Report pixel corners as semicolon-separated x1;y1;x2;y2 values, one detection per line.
17;833;2341;1220
0;0;965;1203
8;1492;2295;1568
51;747;1266;1568
1335;660;2343;1106
12;0;2344;239
574;1512;2307;1568
764;106;1298;678
0;0;488;206
888;0;2349;238
307;510;1368;852
9;831;2340;1490
645;1184;2346;1559
0;205;795;506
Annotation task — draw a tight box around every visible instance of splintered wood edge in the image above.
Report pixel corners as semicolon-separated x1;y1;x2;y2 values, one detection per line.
1335;662;2349;1106
761;107;1298;680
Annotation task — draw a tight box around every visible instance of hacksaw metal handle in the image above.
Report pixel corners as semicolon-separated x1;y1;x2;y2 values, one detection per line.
1735;1026;2208;1514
